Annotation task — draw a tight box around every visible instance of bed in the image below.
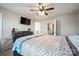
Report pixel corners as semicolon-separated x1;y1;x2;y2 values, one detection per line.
66;35;79;56
12;32;73;56
12;31;33;56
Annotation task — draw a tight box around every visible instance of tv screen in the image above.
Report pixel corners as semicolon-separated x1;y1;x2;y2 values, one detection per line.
20;17;31;25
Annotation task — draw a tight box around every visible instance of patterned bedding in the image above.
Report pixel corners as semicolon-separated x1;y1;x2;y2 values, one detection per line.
12;35;73;56
68;35;79;52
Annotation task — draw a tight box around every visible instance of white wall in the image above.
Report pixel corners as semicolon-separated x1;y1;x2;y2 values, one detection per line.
33;12;78;36
51;12;78;35
0;7;34;39
77;12;79;34
0;13;2;39
0;13;2;50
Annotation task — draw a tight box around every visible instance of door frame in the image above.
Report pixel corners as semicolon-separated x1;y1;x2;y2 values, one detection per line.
47;20;56;35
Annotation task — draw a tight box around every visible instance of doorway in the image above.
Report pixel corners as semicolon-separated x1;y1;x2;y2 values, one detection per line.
48;20;56;35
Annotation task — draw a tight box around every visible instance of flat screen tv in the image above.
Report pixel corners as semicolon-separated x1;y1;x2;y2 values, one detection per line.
20;17;31;25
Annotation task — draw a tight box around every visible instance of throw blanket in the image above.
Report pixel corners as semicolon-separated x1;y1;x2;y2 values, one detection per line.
12;35;73;56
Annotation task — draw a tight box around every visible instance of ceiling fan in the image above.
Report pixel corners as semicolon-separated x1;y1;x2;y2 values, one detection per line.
30;3;54;15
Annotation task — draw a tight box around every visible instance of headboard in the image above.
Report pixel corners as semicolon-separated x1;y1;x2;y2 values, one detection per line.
13;31;33;43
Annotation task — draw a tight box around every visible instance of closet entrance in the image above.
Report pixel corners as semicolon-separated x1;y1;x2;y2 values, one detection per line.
48;20;56;35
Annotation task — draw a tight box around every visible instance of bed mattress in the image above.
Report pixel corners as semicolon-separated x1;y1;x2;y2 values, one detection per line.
12;35;73;56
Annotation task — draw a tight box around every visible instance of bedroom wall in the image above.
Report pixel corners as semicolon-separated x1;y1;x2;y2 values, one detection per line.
0;13;2;50
0;7;33;50
0;7;34;39
77;12;79;34
33;12;78;36
0;7;34;50
51;12;78;35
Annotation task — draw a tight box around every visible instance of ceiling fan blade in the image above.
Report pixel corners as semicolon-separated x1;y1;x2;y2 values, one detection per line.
45;7;54;11
30;9;39;11
45;12;48;15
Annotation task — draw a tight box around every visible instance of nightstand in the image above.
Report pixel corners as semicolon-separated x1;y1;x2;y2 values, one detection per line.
3;38;13;50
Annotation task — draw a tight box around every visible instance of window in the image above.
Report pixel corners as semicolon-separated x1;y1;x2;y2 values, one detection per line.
35;22;41;34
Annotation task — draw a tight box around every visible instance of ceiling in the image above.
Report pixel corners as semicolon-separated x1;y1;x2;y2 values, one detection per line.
0;3;79;20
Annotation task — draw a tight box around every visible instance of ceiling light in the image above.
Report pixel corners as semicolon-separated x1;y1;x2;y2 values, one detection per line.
38;11;45;15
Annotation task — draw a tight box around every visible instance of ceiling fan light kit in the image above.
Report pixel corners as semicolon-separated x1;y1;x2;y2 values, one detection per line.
38;11;45;15
30;3;54;16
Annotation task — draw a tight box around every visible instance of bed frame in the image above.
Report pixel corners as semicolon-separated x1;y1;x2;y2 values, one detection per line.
13;31;33;56
66;36;79;56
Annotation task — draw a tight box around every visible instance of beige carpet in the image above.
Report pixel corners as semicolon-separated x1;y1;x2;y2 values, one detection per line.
0;49;13;56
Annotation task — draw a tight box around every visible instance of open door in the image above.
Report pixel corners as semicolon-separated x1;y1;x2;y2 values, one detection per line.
48;20;56;35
